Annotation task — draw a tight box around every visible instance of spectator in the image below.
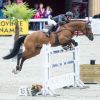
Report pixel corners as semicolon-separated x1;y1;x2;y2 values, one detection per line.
32;12;40;30
73;6;80;19
16;0;23;4
44;6;52;18
38;3;45;18
0;0;4;9
3;0;11;6
34;11;41;19
0;0;11;18
8;0;11;4
0;9;4;18
32;3;39;18
34;3;39;11
32;11;41;30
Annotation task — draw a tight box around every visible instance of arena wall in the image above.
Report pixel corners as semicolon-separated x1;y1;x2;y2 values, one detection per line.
79;35;100;64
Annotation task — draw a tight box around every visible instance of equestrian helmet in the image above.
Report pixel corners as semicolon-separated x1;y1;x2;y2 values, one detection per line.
65;11;73;18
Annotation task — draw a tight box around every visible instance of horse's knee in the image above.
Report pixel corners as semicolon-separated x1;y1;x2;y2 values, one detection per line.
17;53;23;59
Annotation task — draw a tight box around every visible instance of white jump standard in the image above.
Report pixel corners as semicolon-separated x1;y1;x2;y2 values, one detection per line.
41;42;85;95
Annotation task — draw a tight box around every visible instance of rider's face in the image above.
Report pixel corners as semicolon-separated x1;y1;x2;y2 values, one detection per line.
68;17;72;20
67;16;72;20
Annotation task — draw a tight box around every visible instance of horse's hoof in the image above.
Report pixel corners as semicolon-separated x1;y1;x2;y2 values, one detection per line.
12;69;20;74
74;42;78;46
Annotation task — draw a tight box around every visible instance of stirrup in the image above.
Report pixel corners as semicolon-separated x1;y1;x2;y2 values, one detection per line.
46;32;50;37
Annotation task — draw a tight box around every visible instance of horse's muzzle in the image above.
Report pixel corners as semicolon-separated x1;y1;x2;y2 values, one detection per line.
88;33;94;41
89;36;94;41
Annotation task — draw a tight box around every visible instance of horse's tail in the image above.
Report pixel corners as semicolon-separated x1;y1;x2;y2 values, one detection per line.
3;36;26;59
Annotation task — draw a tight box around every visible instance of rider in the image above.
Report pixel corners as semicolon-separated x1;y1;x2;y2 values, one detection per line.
47;11;73;37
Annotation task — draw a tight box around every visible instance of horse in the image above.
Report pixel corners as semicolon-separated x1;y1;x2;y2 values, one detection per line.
3;20;94;74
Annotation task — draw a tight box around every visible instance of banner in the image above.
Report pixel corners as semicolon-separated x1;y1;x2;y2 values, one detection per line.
0;19;28;35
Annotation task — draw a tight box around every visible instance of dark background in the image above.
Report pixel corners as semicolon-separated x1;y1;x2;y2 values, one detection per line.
23;0;67;16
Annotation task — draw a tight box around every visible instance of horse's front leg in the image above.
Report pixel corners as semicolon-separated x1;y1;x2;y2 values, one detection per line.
62;39;78;50
65;39;78;49
62;42;73;50
70;39;78;47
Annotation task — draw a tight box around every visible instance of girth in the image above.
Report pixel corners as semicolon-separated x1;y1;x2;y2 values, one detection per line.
53;33;60;46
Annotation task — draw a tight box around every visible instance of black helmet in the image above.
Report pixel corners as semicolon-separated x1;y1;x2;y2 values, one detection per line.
65;11;73;18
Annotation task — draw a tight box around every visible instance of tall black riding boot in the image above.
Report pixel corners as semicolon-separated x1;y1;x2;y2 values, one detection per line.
47;24;55;37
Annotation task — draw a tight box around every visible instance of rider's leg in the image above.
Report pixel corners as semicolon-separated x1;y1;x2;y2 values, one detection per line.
47;24;55;37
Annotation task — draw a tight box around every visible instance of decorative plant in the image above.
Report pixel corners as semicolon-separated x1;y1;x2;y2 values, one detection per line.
2;3;35;41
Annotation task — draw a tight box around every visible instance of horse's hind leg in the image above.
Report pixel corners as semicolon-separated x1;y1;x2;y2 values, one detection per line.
17;53;22;66
16;53;25;71
12;47;41;74
18;56;25;71
12;53;25;74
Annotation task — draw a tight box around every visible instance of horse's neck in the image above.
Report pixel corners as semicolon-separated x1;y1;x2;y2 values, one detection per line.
61;24;75;34
68;22;84;32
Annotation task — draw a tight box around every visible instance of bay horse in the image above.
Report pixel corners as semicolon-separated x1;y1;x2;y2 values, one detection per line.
3;20;94;74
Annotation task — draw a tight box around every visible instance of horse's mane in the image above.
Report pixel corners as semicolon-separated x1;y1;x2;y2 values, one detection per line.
57;19;88;34
69;19;87;23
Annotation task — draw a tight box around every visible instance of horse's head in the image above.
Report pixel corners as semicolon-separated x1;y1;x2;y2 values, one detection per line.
83;21;94;41
66;20;94;41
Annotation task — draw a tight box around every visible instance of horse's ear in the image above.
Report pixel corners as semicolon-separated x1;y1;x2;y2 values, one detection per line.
85;17;92;24
86;19;92;28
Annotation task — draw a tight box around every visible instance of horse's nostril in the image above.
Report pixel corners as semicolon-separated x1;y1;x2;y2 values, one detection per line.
90;36;94;41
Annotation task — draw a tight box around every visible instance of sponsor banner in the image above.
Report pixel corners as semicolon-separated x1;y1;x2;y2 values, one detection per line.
0;19;28;35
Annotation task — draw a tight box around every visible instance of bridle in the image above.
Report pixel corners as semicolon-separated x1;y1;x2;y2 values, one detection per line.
85;21;92;36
